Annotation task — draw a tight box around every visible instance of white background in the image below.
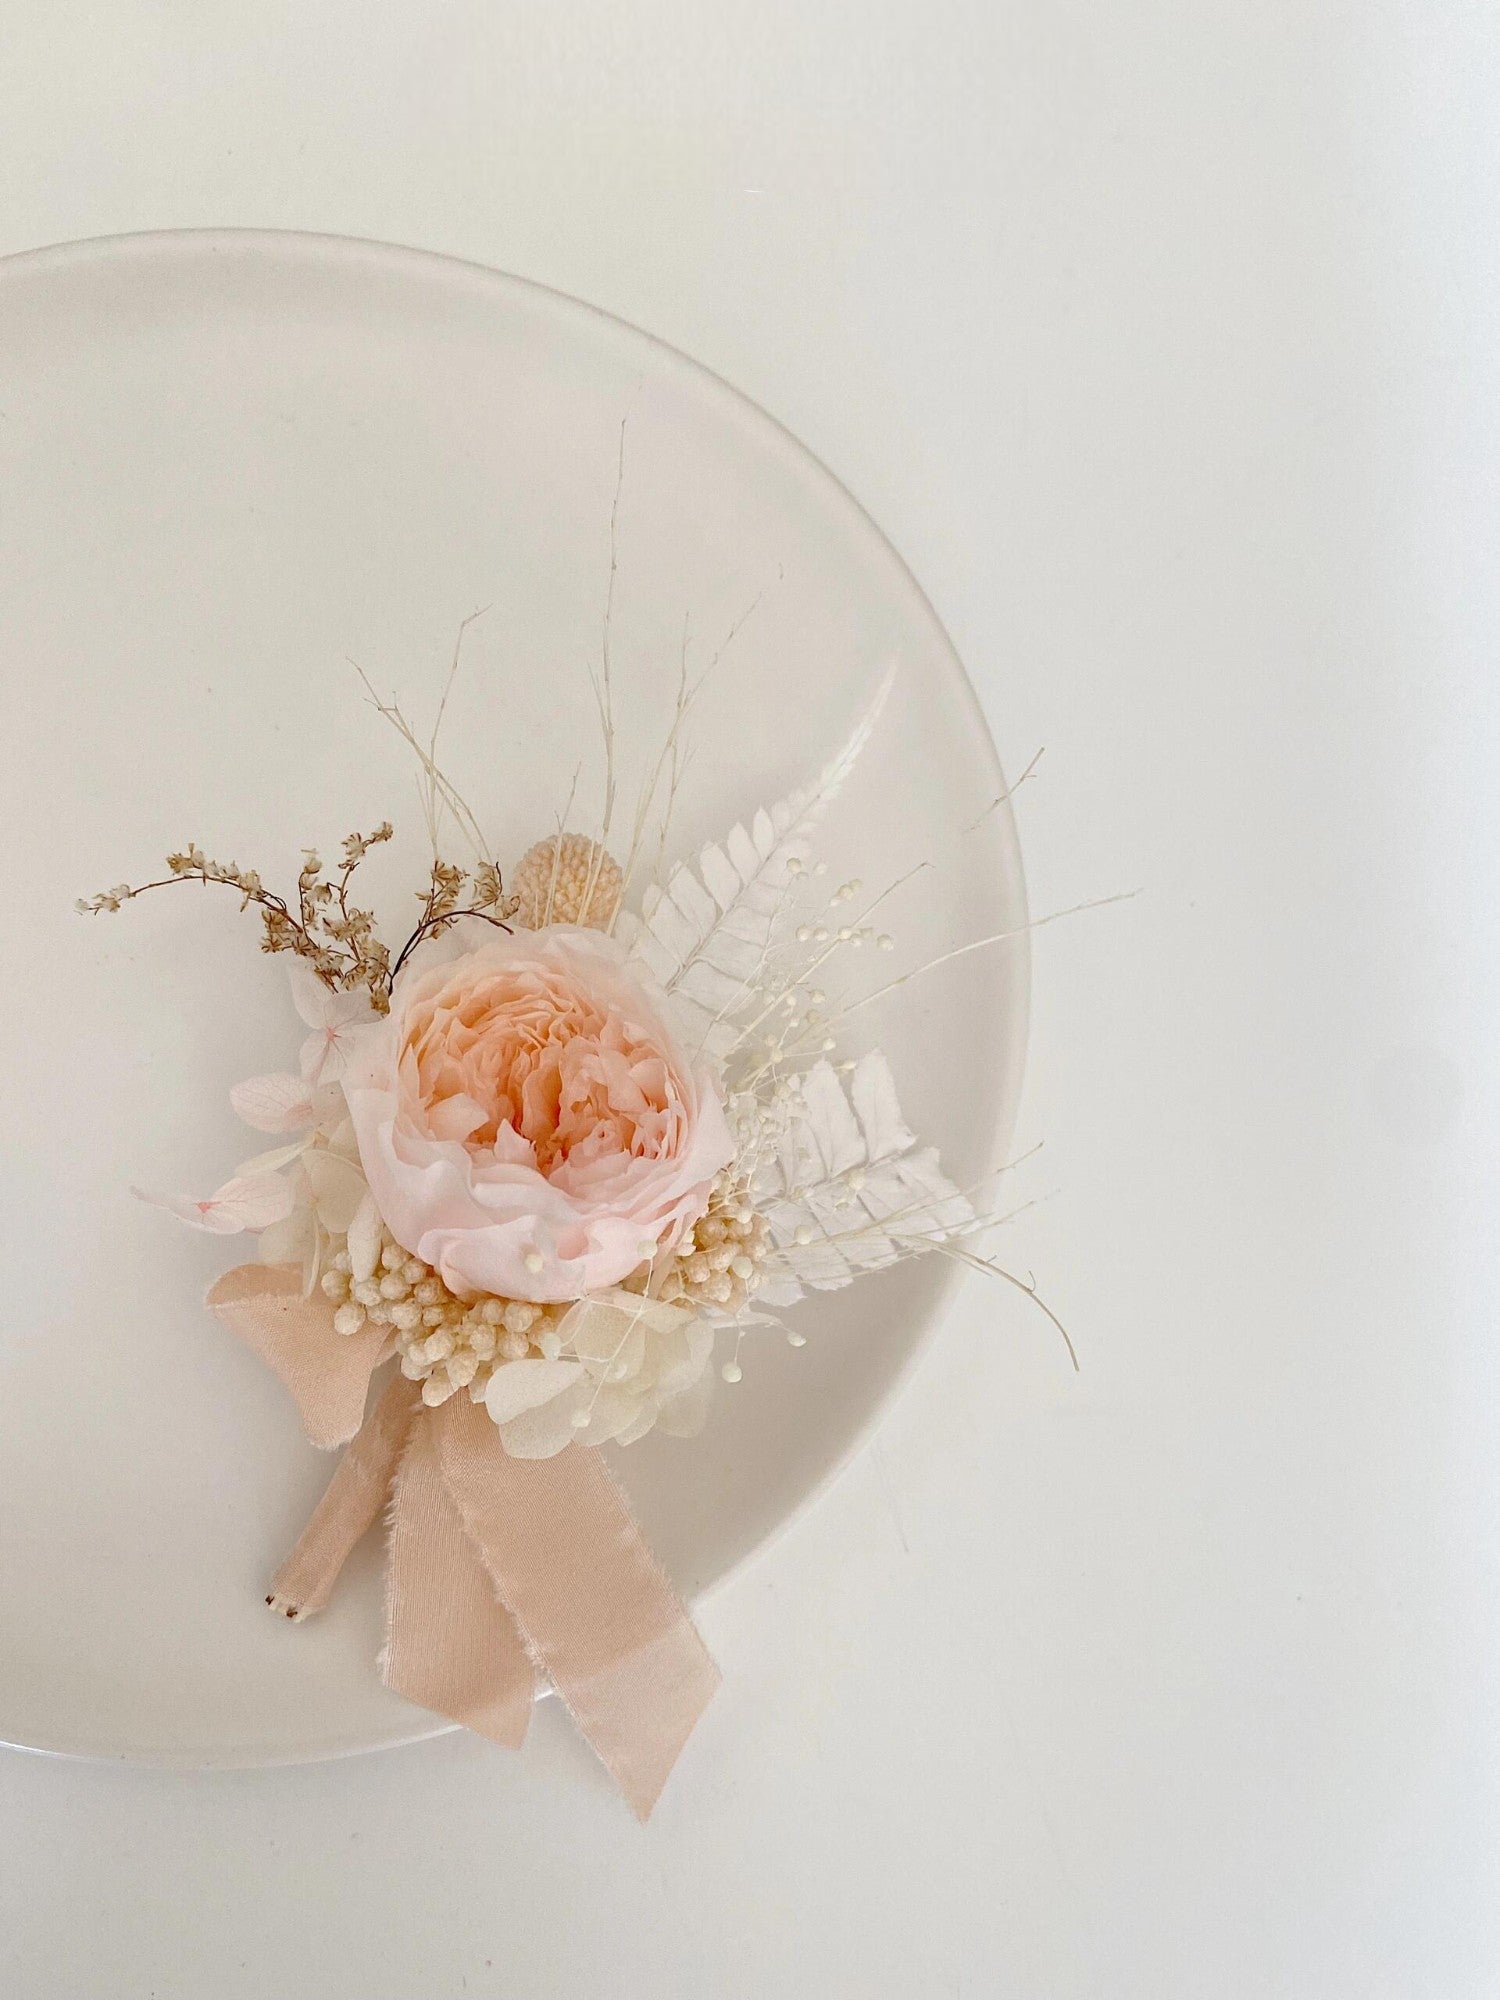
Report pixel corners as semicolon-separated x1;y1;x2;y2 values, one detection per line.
2;5;1498;1995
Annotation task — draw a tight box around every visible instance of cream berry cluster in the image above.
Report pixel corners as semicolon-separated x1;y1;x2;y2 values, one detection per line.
319;1236;569;1407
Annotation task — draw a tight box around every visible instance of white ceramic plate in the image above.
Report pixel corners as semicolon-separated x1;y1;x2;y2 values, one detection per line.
0;231;1027;1765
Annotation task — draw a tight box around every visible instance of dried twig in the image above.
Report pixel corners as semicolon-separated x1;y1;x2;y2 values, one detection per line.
78;827;399;1010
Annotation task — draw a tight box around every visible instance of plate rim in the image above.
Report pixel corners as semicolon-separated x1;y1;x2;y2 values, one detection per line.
0;225;1031;1767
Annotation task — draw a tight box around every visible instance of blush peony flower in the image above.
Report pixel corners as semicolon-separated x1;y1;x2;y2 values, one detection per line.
339;923;735;1302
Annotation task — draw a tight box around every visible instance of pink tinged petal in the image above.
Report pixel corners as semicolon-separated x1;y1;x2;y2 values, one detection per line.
133;1187;236;1231
287;957;374;1033
206;1173;298;1230
300;1025;347;1086
489;1121;535;1167
296;1006;377;1089
134;1173;296;1234
231;1071;319;1133
425;1092;489;1143
329;991;376;1028
289;957;339;1029
308;1083;348;1129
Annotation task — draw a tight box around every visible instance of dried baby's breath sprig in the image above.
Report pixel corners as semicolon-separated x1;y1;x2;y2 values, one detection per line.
385;853;518;985
76;883;141;915
320;828;396;1002
340;822;395;870
423;857;468;924
471;860;510;912
78;823;403;1012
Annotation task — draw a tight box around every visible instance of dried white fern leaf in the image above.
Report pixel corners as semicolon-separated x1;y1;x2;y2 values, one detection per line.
751;1272;806;1310
753;1052;975;1295
629;664;896;1056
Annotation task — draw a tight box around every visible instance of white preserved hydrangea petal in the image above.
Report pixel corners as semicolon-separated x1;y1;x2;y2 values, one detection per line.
571;1382;645;1445
475;1290;717;1456
134;1172;296;1235
611;1402;667;1448
301;1149;369;1234
655;1367;714;1438
494;1388;589;1460
483;1357;586;1426
230;1071;321;1133
345;1191;384;1283
652;1314;714;1399
257;1201;315;1269
288;959;376;1085
233;1138;312;1177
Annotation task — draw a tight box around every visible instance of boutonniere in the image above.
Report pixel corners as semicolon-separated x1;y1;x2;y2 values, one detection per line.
82;652;1067;1815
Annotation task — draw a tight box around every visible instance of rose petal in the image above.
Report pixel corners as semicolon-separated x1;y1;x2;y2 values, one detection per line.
425;1092;489;1143
340;926;737;1302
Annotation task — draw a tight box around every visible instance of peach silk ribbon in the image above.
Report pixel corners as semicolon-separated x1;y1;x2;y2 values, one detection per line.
207;1264;719;1819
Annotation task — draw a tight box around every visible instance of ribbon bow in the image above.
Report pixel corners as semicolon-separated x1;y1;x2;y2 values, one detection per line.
209;1264;719;1819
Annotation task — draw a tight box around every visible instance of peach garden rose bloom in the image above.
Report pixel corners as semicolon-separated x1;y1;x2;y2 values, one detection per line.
339;922;735;1303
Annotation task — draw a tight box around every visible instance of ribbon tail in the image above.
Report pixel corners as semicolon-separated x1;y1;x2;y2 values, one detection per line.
265;1373;419;1620
382;1405;535;1748
436;1398;720;1821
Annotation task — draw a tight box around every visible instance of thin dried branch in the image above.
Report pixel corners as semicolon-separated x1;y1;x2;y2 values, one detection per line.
614;589;766;925
352;624;494;868
929;1239;1079;1372
828;889;1140;1026
78;826;404;1012
389;901;513;984
580;415;628;926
